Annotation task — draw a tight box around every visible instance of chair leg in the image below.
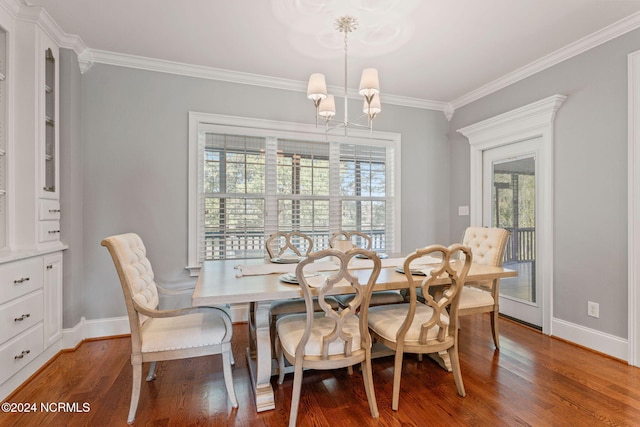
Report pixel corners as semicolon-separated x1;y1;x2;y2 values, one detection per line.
491;310;500;349
288;361;304;427
146;361;157;381
448;344;466;397
391;350;404;411
276;336;286;385
128;362;142;424
361;357;379;418
222;349;239;408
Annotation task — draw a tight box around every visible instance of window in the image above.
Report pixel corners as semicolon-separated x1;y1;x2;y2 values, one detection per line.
188;113;401;274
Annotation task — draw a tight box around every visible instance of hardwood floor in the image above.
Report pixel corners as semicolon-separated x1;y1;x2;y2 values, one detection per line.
2;315;640;426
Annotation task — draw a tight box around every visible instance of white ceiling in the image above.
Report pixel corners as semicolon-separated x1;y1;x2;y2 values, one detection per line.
23;0;640;108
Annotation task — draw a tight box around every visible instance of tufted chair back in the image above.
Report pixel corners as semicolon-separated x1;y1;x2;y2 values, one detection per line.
458;226;510;349
461;227;510;267
101;233;160;329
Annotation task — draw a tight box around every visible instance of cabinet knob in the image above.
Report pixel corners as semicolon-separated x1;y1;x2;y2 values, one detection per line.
13;277;30;284
48;209;61;213
46;264;53;270
14;314;31;322
14;350;31;360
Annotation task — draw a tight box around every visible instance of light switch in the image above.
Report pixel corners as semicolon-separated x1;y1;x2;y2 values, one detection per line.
458;206;469;216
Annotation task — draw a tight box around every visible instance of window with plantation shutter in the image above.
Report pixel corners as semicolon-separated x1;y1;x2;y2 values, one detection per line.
188;113;401;274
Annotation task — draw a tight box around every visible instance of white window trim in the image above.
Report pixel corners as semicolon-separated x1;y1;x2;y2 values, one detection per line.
186;112;402;276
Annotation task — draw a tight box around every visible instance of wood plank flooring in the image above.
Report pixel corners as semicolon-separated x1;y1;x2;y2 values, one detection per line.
2;314;640;426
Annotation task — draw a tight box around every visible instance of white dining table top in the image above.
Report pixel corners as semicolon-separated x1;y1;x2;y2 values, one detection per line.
192;257;517;307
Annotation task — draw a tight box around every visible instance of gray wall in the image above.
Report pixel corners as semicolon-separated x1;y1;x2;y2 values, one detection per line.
75;64;450;322
449;28;639;338
59;49;83;328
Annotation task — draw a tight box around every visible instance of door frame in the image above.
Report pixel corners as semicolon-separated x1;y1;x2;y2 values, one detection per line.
458;94;566;335
628;50;640;366
482;142;541;326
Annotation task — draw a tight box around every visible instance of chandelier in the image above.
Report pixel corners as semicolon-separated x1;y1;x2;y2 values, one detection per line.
306;16;381;136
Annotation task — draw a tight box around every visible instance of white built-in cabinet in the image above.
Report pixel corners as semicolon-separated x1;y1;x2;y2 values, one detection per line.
0;6;65;401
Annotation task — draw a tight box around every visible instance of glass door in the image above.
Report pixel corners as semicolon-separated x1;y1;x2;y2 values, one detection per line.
483;138;541;327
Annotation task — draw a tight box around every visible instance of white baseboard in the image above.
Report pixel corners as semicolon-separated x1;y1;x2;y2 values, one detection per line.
61;316;130;350
552;317;628;361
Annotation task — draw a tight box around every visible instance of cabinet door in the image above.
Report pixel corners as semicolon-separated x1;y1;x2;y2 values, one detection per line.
39;31;59;200
43;252;62;348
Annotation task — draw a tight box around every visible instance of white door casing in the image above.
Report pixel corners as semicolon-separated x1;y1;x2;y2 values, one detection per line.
458;94;566;335
628;50;640;367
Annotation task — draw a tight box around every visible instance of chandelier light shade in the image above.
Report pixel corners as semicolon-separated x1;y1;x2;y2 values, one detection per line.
307;16;381;136
359;68;380;97
307;73;328;103
319;94;336;119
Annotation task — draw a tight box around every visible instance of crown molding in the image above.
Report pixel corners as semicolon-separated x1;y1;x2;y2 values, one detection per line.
450;11;640;110
0;0;21;16
87;49;447;112
15;1;87;61
9;0;640;117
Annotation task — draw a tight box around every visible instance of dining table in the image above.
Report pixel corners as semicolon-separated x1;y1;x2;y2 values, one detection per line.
192;256;517;412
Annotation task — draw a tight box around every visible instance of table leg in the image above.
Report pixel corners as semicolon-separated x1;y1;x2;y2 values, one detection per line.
246;300;276;412
429;350;453;372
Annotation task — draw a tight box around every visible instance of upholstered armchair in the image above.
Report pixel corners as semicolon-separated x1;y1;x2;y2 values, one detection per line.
101;233;238;424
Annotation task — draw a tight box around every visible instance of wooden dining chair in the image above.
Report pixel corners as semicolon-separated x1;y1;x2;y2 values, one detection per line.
266;231;313;259
101;233;238;423
457;226;510;348
368;244;472;411
275;248;381;427
267;231;339;355
329;230;372;250
331;230;405;309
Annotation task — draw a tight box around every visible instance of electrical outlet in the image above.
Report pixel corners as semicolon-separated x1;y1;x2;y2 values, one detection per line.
587;301;599;318
458;206;469;216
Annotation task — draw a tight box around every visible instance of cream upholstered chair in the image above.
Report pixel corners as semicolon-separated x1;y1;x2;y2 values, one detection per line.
266;231;313;260
368;244;472;411
458;226;510;349
275;248;381;427
101;233;238;424
331;231;405;309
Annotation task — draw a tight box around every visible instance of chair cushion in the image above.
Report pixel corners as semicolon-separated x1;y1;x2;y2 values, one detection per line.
368;303;449;344
140;311;228;352
459;286;495;310
276;313;362;357
335;290;405;308
270;296;339;316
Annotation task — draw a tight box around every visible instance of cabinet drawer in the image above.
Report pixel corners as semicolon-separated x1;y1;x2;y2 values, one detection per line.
38;221;61;242
0;258;43;303
39;199;61;220
0;290;44;345
0;323;44;385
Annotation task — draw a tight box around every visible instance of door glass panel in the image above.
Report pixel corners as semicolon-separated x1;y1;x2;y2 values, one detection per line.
492;156;535;302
